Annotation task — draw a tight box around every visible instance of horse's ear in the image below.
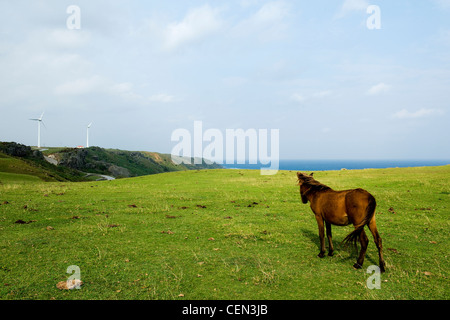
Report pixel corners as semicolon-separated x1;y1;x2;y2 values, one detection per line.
310;172;314;177
297;172;302;178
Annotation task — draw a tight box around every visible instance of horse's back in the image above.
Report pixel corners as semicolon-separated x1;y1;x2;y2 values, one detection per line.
312;188;374;226
345;188;374;204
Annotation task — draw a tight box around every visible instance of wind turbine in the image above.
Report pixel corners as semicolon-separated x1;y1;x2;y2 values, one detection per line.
86;122;92;148
29;112;45;148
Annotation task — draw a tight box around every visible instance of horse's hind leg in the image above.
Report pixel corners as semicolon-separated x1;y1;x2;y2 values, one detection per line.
354;229;368;269
368;218;386;272
325;222;334;256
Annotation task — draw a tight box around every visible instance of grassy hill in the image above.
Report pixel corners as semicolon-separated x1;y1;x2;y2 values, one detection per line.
0;142;222;183
0;165;448;300
0;143;87;183
0;152;43;183
45;146;222;178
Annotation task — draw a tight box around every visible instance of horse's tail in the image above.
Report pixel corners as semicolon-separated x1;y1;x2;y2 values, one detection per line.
343;193;376;247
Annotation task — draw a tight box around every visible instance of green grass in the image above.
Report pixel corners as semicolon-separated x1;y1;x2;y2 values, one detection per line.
0;166;449;300
0;153;60;183
0;149;88;183
0;172;43;184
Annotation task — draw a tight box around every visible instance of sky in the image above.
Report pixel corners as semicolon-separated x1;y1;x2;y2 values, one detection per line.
0;0;449;160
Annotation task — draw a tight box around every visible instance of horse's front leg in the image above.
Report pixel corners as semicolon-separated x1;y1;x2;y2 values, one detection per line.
315;215;326;258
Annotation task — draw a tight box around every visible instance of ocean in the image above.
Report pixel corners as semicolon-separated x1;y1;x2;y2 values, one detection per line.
221;159;450;171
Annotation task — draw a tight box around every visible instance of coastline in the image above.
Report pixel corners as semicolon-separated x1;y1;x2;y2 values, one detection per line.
221;159;450;172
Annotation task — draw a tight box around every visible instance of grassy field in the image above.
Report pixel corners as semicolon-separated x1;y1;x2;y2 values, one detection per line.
0;166;449;300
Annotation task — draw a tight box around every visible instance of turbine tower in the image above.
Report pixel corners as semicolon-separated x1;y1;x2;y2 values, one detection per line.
29;112;45;148
86;122;92;148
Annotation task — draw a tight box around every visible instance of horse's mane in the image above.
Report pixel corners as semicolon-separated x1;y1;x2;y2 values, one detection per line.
299;176;332;194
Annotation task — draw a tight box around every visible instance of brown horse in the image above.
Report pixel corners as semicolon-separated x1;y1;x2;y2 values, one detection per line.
297;172;386;272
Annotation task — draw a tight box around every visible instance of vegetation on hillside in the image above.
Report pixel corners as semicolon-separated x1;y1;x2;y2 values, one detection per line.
49;146;221;178
0;142;87;182
0;142;222;182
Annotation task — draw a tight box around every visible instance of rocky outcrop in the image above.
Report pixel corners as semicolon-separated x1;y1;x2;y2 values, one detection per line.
108;164;130;178
58;149;88;170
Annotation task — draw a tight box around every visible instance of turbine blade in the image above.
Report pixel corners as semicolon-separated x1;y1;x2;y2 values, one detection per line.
41;121;47;129
39;112;45;120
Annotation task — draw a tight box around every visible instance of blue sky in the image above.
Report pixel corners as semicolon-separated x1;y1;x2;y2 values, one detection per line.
0;0;449;160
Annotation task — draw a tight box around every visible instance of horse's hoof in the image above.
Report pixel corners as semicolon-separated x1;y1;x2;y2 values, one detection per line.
328;252;334;257
317;252;326;258
353;263;363;269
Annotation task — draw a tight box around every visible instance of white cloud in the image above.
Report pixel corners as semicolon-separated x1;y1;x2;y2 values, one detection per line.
233;1;290;42
313;90;333;98
55;77;175;105
111;82;144;102
222;76;249;87
391;108;444;119
54;75;107;96
291;90;332;103
367;82;391;95
432;0;450;9
291;93;306;103
148;94;176;103
163;5;223;51
239;0;263;8
249;1;289;25
46;29;91;49
433;28;450;48
335;0;369;18
112;82;134;94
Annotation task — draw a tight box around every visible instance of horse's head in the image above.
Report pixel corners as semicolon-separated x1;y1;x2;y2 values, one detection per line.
297;172;314;183
297;172;314;204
